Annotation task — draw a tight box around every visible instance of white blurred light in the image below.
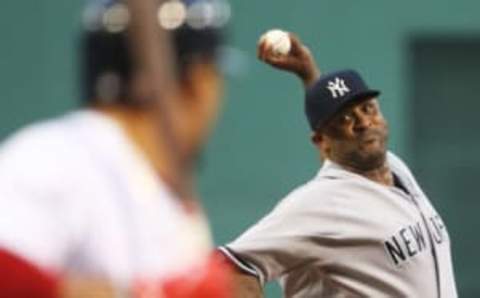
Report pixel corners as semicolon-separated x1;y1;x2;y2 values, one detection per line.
211;0;231;28
158;0;187;30
186;1;215;29
102;3;130;33
84;0;230;33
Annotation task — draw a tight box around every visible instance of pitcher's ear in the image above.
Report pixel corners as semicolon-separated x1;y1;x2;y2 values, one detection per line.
311;131;322;144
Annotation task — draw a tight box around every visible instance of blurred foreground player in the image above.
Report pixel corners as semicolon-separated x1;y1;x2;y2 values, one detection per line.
0;0;232;297
219;34;458;297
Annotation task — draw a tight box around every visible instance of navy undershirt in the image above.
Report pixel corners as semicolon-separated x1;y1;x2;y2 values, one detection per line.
393;173;410;195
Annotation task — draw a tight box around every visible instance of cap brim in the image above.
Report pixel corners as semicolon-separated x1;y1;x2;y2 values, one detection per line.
347;90;381;103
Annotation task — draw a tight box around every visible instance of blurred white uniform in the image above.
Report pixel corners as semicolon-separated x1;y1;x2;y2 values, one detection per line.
0;110;211;286
221;153;457;298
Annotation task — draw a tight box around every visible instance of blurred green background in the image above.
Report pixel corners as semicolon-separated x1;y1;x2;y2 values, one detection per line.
1;0;479;296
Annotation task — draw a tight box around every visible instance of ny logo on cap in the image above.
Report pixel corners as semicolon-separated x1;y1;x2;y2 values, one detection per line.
327;77;350;99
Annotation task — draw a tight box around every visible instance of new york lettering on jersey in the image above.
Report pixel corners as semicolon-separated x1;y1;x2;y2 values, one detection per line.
384;215;447;266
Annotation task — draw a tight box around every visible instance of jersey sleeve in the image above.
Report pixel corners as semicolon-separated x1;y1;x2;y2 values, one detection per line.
221;182;339;284
0;126;87;272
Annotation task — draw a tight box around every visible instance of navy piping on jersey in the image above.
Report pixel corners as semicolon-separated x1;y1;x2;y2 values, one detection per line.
393;173;441;298
218;246;261;280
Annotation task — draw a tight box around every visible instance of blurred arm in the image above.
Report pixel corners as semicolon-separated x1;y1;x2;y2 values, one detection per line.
231;271;263;298
217;247;263;298
0;248;118;298
257;33;320;88
0;249;234;298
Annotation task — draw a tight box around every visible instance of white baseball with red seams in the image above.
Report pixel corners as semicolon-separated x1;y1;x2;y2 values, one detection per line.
260;29;291;56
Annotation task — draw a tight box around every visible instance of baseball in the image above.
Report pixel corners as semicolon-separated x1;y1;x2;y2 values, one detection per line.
260;29;291;56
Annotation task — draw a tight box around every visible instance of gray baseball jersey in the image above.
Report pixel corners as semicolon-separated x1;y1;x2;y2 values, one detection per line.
220;152;457;297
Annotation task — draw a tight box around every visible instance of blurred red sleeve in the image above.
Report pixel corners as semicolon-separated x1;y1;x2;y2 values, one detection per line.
135;252;234;298
0;249;233;298
0;248;59;298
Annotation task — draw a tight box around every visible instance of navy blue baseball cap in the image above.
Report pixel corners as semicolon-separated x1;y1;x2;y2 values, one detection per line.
305;69;381;130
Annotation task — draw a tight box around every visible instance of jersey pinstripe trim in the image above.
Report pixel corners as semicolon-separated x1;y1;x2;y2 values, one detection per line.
218;246;264;285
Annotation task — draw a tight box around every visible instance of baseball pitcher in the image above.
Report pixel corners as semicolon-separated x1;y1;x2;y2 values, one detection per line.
219;33;458;298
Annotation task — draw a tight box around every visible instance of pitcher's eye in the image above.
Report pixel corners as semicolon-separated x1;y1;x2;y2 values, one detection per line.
363;102;376;115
